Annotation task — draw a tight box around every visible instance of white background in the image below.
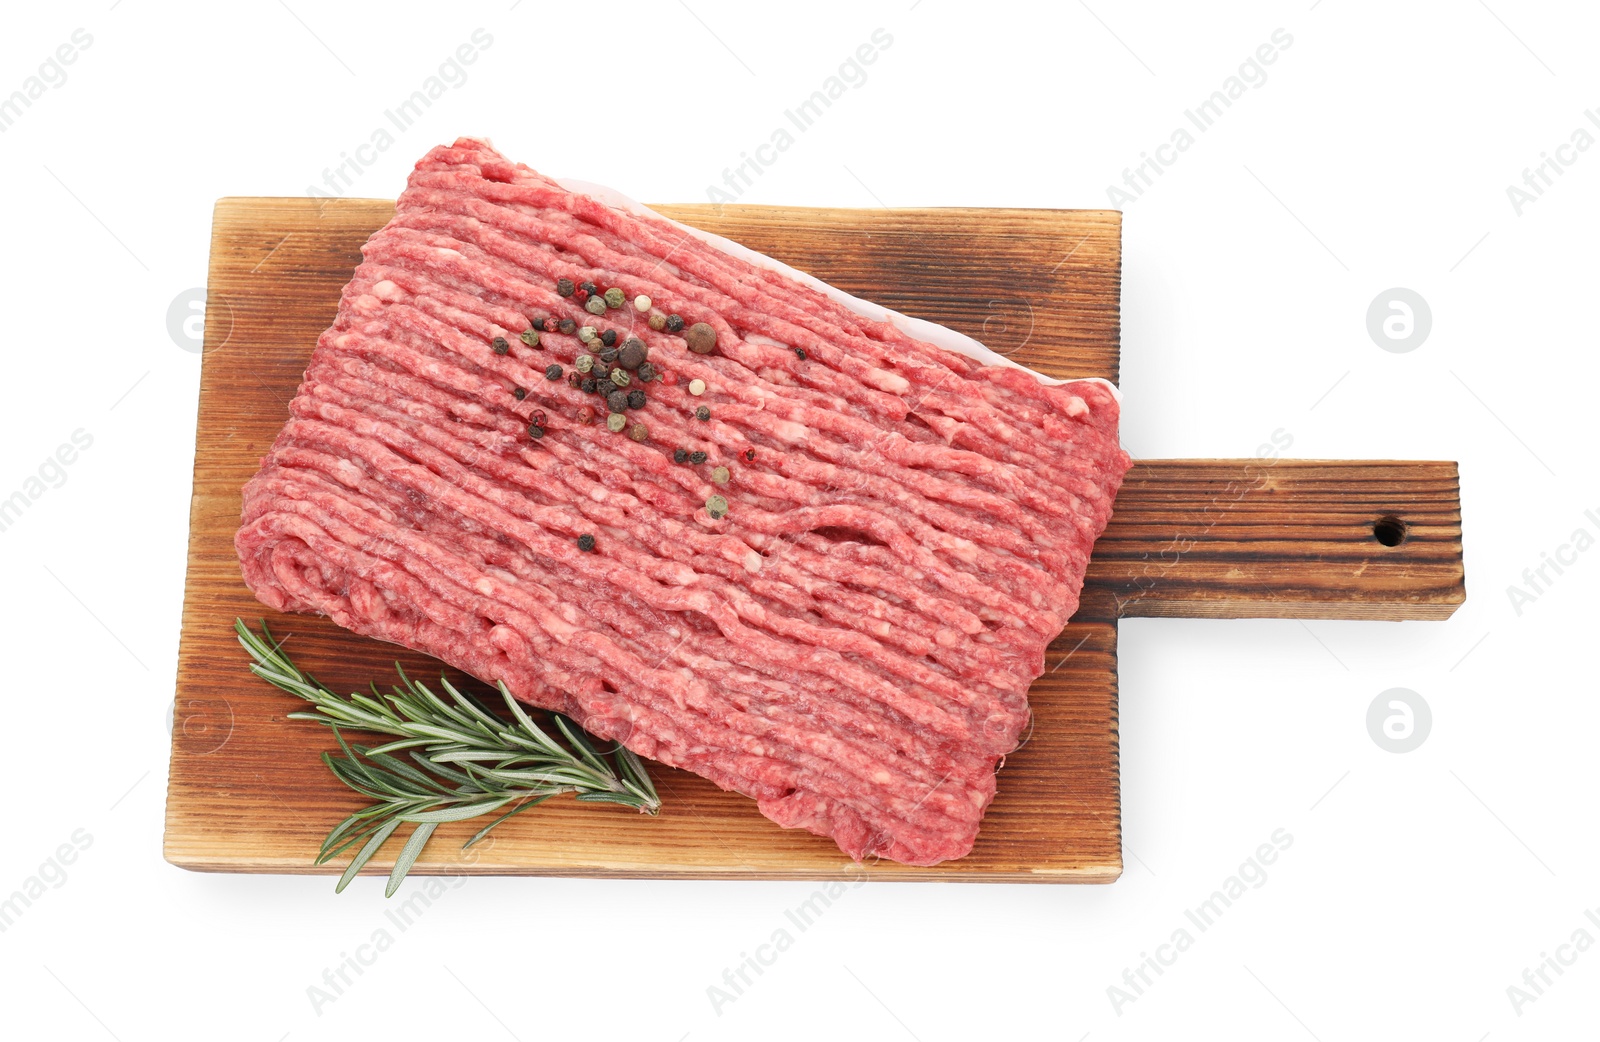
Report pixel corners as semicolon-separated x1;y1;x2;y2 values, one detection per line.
0;1;1595;1039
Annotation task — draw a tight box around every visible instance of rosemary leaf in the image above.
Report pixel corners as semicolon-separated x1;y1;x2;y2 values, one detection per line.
234;618;660;895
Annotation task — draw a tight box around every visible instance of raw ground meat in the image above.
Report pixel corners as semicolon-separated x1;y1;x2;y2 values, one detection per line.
236;137;1132;866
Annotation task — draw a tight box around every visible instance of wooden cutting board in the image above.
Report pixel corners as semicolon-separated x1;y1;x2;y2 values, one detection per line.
163;198;1465;883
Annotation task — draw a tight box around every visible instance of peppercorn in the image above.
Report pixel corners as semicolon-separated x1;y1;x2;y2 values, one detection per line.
580;281;598;295
512;386;527;400
636;362;658;383
573;288;588;303
578;533;595;552
527;423;544;439
556;278;575;297
685;322;717;354
575;354;594;373
618;338;647;369
666;314;685;333
600;328;618;347
634;294;652;312
580;376;598;395
604;287;625;309
712;466;729;485
520;329;541;349
610;367;630;388
607;390;628;413
706;495;728;520
648;312;667;332
674;448;688;464
626;388;646;409
688;379;706;396
545;364;563;380
532;409;547;426
559;318;577;335
606;412;627;433
689;450;707;465
695;405;710;421
491;336;510;355
628;423;649;443
567;371;582;389
794;347;807;360
539;317;555;332
577;405;596;424
744;448;756;462
586;297;607;316
578;326;597;343
592;363;609;380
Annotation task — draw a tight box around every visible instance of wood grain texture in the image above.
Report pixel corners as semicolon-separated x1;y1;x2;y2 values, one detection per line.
165;197;1463;884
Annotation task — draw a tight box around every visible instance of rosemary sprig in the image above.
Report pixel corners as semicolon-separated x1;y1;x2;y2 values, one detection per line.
234;619;659;896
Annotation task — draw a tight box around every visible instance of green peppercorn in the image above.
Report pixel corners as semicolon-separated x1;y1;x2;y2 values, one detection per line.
628;422;649;443
545;364;563;380
577;533;595;552
610;367;630;388
512;386;527;400
648;312;667;332
606;412;627;433
695;405;710;421
626;388;645;409
556;278;575;297
712;466;729;484
578;326;597;343
559;318;577;335
520;328;541;349
491;336;510;355
604;287;625;309
666;314;685;333
689;450;707;465
674;448;688;464
575;354;594;373
706;495;728;520
586;297;607;316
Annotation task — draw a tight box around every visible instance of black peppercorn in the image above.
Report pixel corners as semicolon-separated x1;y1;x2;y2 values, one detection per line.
626;388;646;409
674;448;688;464
556;278;575;297
558;318;577;335
491;336;510;355
577;533;595;552
689;450;707;465
600;329;618;347
607;390;628;413
695;405;710;421
512;386;527;400
580;376;598;395
545;364;563;380
636;362;657;383
665;314;685;333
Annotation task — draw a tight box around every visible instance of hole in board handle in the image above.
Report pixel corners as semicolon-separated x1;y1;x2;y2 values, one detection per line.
1372;516;1408;547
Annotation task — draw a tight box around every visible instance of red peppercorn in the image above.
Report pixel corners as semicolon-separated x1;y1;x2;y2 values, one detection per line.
662;371;679;386
533;409;547;425
577;405;595;425
573;288;589;303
